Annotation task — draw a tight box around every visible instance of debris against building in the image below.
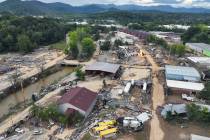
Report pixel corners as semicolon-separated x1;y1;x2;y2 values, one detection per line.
187;57;210;70
161;104;187;119
202;70;210;80
58;87;98;117
161;103;210;119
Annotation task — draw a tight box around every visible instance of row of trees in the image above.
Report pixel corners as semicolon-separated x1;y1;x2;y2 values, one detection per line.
0;14;76;53
66;28;95;60
147;35;186;56
181;24;210;44
128;23;185;33
88;11;210;26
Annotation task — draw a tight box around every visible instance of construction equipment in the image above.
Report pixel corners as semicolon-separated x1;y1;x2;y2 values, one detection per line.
100;128;117;138
98;120;116;126
139;50;145;57
92;120;117;136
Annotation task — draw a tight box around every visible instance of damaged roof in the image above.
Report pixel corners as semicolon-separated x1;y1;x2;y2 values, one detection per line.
58;87;97;112
85;62;120;74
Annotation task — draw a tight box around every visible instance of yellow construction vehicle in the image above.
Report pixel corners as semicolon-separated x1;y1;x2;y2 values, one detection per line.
91;120;117;136
100;128;117;139
139;50;145;57
93;125;109;134
98;120;116;126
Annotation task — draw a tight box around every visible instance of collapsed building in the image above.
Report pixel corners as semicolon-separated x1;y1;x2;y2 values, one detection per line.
85;62;121;78
187;57;210;80
161;103;210;119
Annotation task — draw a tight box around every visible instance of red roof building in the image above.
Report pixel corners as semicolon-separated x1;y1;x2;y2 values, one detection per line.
58;87;98;117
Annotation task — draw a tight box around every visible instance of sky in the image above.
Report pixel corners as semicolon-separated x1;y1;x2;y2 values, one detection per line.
2;0;210;8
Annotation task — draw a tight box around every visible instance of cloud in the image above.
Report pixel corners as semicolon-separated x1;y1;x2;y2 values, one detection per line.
0;0;210;8
182;0;192;5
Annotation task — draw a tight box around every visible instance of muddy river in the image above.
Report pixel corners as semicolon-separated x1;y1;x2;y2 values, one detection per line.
0;67;74;118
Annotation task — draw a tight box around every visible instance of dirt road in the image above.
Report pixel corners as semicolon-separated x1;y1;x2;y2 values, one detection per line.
140;48;165;140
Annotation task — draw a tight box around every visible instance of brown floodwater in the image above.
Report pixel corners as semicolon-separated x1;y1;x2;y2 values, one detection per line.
0;67;74;118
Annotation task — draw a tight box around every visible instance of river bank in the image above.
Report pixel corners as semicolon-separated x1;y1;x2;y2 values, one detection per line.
0;67;75;120
0;48;66;99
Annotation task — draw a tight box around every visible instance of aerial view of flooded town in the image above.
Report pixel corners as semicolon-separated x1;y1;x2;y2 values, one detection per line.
0;0;210;140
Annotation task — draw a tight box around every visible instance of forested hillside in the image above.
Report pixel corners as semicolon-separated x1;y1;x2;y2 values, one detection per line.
0;14;76;53
86;11;210;25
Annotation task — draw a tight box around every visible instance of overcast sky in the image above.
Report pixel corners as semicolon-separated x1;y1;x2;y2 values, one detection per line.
2;0;210;8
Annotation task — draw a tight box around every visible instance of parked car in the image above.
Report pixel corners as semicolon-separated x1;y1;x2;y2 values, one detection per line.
182;94;195;102
33;128;43;135
15;128;25;134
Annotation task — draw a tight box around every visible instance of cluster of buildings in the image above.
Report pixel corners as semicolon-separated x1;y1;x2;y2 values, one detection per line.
58;62;122;118
165;65;204;94
150;31;181;44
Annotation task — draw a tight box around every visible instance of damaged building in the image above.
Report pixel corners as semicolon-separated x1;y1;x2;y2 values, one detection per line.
85;62;121;78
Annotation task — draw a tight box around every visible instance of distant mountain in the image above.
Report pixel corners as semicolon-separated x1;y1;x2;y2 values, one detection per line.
0;0;108;15
0;0;210;16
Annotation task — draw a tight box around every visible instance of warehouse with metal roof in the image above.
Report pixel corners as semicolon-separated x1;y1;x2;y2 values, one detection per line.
165;65;204;93
85;62;121;77
165;65;201;82
166;80;204;92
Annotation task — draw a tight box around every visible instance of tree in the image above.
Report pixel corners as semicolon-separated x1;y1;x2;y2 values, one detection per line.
199;81;210;102
181;24;210;44
67;28;94;60
100;40;111;51
114;39;123;48
68;31;79;59
170;44;186;56
81;37;95;58
75;68;85;81
17;34;36;53
186;103;201;121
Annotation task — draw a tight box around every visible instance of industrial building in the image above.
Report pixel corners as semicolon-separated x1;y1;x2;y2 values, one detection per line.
186;43;210;57
165;65;201;82
58;87;98;117
165;65;204;93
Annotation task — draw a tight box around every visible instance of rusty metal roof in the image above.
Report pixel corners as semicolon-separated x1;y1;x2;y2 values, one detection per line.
58;87;97;112
85;62;120;74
